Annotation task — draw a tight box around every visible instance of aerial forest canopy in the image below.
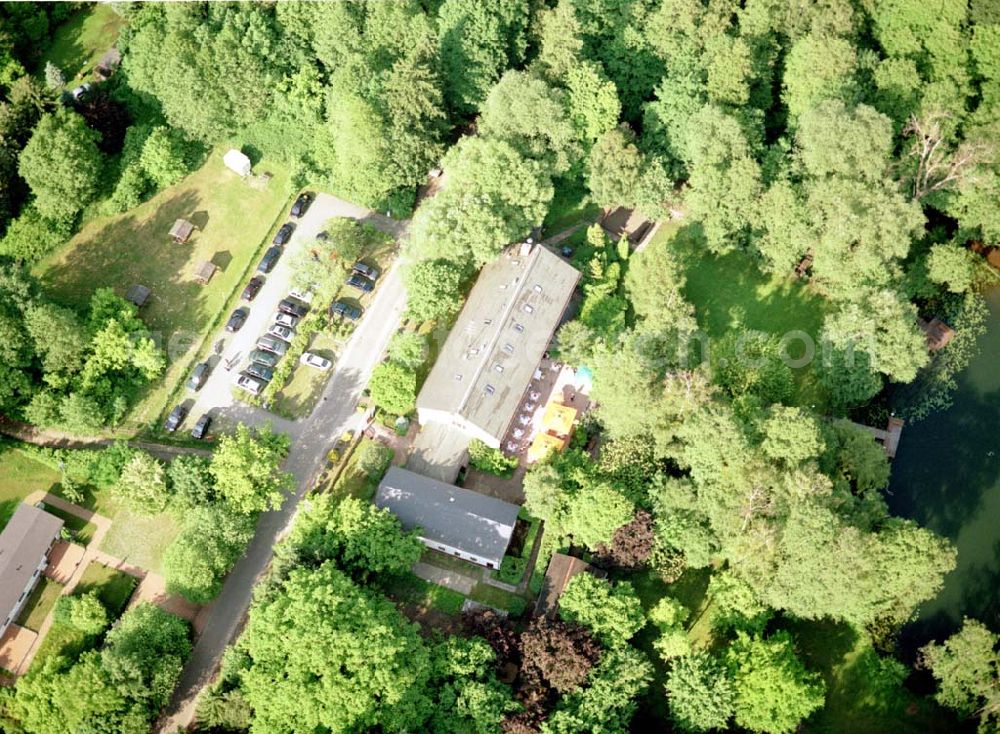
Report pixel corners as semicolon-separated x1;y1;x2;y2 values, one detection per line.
0;1;997;732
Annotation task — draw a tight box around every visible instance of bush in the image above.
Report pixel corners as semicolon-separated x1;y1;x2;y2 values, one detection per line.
498;556;527;584
53;592;108;634
0;205;71;263
468;439;518;477
357;441;394;480
368;362;417;416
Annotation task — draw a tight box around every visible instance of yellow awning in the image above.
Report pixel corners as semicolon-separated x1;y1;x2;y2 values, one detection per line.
541;402;577;437
528;433;567;463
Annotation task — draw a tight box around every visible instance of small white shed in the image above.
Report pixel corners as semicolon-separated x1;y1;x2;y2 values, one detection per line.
223;149;252;177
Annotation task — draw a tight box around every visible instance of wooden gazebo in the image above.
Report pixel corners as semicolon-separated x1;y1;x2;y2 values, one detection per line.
170;218;195;244
125;284;150;307
192;261;218;285
918;317;956;352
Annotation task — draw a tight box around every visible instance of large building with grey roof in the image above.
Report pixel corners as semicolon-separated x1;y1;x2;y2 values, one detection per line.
0;504;63;636
375;467;520;568
416;243;580;450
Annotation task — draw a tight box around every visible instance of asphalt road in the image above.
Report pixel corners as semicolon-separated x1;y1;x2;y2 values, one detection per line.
156;195;408;732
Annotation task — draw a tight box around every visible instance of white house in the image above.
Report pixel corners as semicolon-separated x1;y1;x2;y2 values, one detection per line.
375;467;520;569
0;504;63;636
223;148;252;177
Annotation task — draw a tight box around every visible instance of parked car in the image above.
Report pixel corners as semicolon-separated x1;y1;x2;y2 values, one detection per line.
288;287;314;303
186;362;211;391
352;261;380;281
249;349;279;367
225;307;248;332
330;301;362;320
164;405;187;432
300;352;332;371
191;414;212;440
268;324;295;341
245;362;274;382
290;192;313;218
256;335;288;355
234;373;265;395
273;222;295;246
277;299;309;318
315;231;329;242
257;245;281;274
274;312;299;328
241;276;264;301
345;272;375;293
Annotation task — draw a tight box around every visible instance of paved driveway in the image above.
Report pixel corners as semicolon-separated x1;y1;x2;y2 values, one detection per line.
156;196;409;732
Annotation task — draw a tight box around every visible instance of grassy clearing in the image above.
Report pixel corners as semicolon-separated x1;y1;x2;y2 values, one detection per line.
31;563;136;669
272;332;339;419
468;583;528;616
658;225;831;409
40;504;97;546
787;619;957;734
324;437;385;501
0;445;61;530
16;578;64;632
42;5;124;85
97;503;179;575
542;174;602;235
34;150;292;427
379;572;466;616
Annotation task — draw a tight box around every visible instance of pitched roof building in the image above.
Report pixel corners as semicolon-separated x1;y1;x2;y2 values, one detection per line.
416;244;580;449
533;553;604;618
375;467;520;568
0;504;63;636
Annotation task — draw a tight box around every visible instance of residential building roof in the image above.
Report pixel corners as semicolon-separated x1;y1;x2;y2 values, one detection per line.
375;467;520;566
416;244;580;444
534;553;595;618
0;504;62;624
406;421;471;484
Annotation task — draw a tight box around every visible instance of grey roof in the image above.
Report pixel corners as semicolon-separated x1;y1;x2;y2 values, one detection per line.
0;504;62;623
375;467;519;566
126;284;150;306
416;244;579;442
406;421;471;484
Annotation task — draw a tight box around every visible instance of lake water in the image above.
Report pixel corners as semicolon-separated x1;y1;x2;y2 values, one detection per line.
888;287;1000;655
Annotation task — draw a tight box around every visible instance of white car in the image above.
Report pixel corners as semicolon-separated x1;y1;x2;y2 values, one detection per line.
268;324;295;341
274;312;299;329
300;352;332;371
234;373;265;395
288;287;314;303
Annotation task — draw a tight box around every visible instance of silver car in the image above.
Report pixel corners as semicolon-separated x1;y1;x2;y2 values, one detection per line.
274;312;299;329
268;324;295;341
234;373;265;395
256;335;288;355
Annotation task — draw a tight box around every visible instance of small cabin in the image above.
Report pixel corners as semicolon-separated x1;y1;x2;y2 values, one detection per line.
125;284;150;307
192;261;218;285
918;317;956;352
169;218;195;244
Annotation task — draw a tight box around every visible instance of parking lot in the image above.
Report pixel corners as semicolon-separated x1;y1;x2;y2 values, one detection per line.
171;193;396;435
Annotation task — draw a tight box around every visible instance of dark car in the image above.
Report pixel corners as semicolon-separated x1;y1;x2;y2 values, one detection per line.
249;349;279;367
164;405;187;432
186;362;211;391
246;363;274;382
345;272;375;293
191;414;212;440
290;193;313;218
256;335;288;355
225;307;248;332
277;298;309;318
315;231;329;242
330;301;363;321
273;222;295;246
241;276;264;301
257;245;281;274
351;261;380;281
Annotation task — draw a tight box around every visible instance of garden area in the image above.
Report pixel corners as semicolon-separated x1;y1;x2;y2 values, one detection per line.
33;150;293;427
40;3;124;87
15;578;64;632
0;443;61;530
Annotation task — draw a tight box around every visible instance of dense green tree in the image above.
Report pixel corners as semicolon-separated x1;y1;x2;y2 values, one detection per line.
666;652;736;733
725;632;826;734
166;454;216;507
927;242;981;293
387;332;428;371
587;125;644;210
240;563;434;732
782;34;859;122
565;61;622;144
759;406;824;467
368;361;417;416
163;507;255;604
210;424;292;514
115;451;170;512
18;110;102;221
53;592;108;635
402;259;468;322
558;574;646;648
278;495;423;580
920;618;1000;732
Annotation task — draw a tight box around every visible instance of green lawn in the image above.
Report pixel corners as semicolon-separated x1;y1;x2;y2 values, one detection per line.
379;572;466;616
34;150;292;427
468;583;528;616
542;173;602;236
40;504;97;546
0;445;61;531
16;578;64;632
273;332;339;419
31;563;137;670
97;503;179;575
787;619;958;734
323;437;386;501
659;224;832;409
42;5;124;85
